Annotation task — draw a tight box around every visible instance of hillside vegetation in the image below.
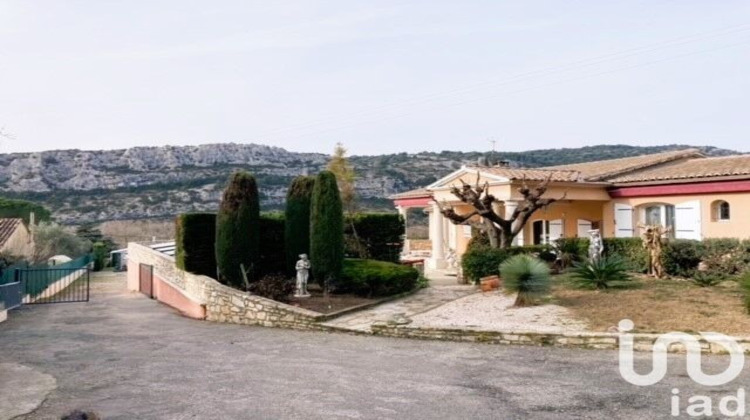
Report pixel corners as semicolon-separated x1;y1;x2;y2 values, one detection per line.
0;143;735;224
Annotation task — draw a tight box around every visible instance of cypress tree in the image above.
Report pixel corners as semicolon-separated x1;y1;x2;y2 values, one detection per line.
310;171;344;293
215;171;260;288
284;176;315;275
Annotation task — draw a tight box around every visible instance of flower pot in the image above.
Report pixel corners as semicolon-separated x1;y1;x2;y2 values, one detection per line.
480;275;501;291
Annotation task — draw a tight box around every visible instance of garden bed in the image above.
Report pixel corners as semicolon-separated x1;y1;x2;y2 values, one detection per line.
551;273;750;335
288;285;376;315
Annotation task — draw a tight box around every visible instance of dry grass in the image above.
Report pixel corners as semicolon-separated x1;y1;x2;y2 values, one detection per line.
551;274;750;335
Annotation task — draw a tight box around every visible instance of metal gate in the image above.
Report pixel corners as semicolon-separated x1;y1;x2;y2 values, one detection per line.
19;267;90;304
139;263;154;298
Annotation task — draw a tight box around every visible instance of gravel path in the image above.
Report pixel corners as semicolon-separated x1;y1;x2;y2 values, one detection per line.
409;291;588;333
323;286;476;332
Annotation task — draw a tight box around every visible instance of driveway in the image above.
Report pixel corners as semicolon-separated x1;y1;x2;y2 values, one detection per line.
0;272;747;419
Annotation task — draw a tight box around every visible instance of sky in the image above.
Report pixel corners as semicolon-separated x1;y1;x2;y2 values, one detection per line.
1;1;749;155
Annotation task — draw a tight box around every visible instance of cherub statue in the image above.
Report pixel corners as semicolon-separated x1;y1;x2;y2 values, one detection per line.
295;254;311;297
638;224;671;278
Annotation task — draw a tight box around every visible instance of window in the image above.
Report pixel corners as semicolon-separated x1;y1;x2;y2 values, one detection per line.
639;203;676;239
714;200;730;221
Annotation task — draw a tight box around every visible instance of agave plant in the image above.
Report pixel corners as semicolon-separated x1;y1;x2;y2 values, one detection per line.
499;254;551;307
572;256;631;289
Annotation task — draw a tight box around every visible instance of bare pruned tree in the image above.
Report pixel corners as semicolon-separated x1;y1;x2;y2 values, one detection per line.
435;173;566;249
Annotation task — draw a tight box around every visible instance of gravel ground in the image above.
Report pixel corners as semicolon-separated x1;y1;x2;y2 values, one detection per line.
409;291;588;333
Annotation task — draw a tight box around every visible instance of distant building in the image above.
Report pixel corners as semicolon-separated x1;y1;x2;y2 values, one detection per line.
0;218;33;259
391;149;750;269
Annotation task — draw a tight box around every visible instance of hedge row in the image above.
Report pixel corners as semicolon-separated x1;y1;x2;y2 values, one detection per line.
344;213;404;263
175;211;403;280
175;213;217;278
175;213;285;279
461;235;750;283
339;258;419;297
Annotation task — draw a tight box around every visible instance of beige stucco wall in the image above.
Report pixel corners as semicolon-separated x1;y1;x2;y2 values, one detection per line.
0;224;33;259
523;200;608;242
603;192;750;240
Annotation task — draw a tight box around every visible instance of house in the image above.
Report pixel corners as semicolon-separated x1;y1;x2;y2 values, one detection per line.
0;218;34;260
390;149;750;269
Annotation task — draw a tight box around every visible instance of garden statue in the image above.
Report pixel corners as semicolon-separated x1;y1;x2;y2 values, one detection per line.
295;254;311;298
639;224;671;278
587;229;603;262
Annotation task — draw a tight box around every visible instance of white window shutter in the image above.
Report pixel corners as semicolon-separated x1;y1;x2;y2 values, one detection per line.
549;219;564;242
614;204;634;238
675;200;702;240
577;219;593;238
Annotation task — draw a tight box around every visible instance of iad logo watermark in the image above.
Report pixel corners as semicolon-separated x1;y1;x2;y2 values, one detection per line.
617;319;747;417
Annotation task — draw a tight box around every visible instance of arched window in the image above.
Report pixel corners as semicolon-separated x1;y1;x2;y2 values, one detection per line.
714;200;730;221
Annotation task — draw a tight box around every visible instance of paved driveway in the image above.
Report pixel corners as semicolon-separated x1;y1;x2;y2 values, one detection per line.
1;273;748;419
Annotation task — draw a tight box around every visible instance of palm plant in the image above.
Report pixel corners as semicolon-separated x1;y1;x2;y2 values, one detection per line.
571;256;631;289
500;254;551;307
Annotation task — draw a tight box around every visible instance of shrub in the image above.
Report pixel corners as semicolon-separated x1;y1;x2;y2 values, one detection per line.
215;171;260;288
92;242;107;271
692;271;726;287
461;246;509;284
602;238;648;273
310;171;344;291
571;256;631;289
259;215;286;276
500;255;551;307
739;272;750;314
554;237;589;268
284;176;315;275
346;213;404;263
701;238;747;276
662;240;702;278
247;274;295;303
175;213;217;278
339;259;419;297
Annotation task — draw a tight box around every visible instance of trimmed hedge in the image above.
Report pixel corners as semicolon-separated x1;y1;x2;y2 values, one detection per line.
215;171;260;287
310;171;344;288
259;215;286;276
284;176;315;275
602;238;648;273
175;213;217;278
340;259;419;297
345;213;404;263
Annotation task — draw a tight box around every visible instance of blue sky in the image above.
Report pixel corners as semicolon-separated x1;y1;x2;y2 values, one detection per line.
1;1;749;155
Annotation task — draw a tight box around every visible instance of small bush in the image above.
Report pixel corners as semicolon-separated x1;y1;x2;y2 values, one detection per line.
571;256;631;289
691;271;726;287
247;274;295;303
340;259;419;297
663;240;703;278
461;246;509;284
739;272;750;314
603;238;648;273
554;237;589;268
500;254;551;307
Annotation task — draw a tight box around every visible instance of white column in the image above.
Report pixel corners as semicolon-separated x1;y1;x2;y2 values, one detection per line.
428;202;446;269
505;201;524;246
396;206;409;254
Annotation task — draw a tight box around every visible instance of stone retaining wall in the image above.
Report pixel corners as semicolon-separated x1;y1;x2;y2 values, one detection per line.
127;243;325;329
371;324;750;354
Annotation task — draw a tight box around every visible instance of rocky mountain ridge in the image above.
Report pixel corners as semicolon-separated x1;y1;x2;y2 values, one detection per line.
0;143;737;224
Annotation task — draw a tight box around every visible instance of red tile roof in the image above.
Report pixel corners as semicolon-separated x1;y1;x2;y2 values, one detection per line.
0;218;24;249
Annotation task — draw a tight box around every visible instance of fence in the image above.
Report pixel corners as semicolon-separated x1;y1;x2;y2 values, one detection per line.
0;255;92;307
